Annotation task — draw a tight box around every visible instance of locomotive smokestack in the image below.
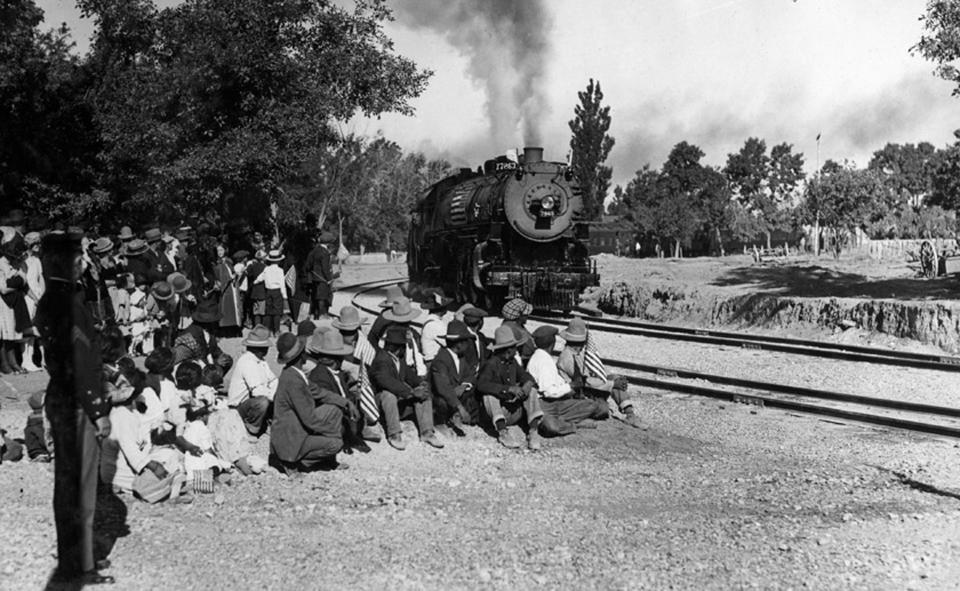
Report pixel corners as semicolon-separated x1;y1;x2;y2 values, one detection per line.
523;147;543;164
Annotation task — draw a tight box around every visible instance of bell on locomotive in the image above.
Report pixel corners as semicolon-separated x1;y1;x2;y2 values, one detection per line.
407;146;599;313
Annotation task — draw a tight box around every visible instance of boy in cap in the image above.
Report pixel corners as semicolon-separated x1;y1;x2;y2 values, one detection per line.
430;320;478;435
500;298;536;363
369;325;443;450
476;325;544;451
527;325;607;435
558;318;641;428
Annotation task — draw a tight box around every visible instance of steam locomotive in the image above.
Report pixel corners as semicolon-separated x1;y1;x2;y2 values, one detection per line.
407;146;598;311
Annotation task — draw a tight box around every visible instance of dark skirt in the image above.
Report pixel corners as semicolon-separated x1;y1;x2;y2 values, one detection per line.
264;288;285;316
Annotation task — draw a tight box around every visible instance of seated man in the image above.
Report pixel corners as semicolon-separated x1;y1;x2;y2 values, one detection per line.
270;333;344;474
332;305;381;442
476;326;544;451
500;298;535;364
527;325;607;435
458;305;489;379
306;330;370;454
369;326;443;450
430;320;478;435
226;325;277;436
558;318;641;428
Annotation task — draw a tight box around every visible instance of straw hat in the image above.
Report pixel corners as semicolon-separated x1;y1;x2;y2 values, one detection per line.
306;330;354;357
166;272;192;295
378;285;404;308
559;318;588;343
332;306;366;331
126;239;148;256
383;297;421;323
243;325;272;348
265;249;284;263
144;228;162;243
118;226;135;241
318;231;337;244
488;325;521;351
150;281;173;302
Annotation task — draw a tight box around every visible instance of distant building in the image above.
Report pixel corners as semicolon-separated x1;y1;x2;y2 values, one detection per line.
587;215;635;256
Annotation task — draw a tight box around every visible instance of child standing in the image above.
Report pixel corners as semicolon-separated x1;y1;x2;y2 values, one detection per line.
254;249;288;336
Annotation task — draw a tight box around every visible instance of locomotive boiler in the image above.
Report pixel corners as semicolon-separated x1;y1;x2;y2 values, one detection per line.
407;146;598;311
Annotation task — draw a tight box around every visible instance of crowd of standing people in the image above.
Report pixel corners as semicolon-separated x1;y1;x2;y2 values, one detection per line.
0;208;640;586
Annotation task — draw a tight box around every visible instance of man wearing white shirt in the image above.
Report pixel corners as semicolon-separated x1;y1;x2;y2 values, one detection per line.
227;325;278;436
526;325;606;436
419;290;451;364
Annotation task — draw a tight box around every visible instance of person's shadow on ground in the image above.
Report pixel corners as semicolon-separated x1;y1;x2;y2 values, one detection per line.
42;484;130;591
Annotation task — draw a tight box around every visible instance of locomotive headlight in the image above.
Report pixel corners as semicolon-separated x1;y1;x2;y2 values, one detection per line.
540;195;556;212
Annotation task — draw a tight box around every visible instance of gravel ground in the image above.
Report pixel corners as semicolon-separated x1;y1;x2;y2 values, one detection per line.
3;263;960;590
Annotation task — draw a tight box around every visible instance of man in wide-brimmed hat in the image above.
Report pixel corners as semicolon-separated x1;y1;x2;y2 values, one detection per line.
306;330;370;453
81;236;117;329
557;318;640;428
367;284;405;346
143;228;173;283
172;298;224;365
500;297;535;363
226;324;278;437
369;326;443;450
165;272;195;334
419;289;452;365
527;325;607;436
331;305;382;443
430;320;479;435
304;229;339;320
476;325;544;451
375;297;426;377
123;238;150;283
270;332;344;475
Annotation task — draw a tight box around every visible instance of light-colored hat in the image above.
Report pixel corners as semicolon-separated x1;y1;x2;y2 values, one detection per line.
383;297;421;323
126;239;148;256
144;228;162;243
560;317;588;343
379;285;404;308
488;325;521;351
332;306;366;331
24;232;41;247
266;249;284;263
91;237;114;255
306;330;354;357
501;298;533;320
151;281;173;301
118;226;135;241
243;325;272;348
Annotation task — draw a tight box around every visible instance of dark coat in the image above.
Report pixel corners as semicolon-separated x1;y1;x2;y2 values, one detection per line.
307;365;354;409
35;280;110;421
476;354;535;402
246;260;266;300
431;346;474;398
369;349;419;399
270;367;339;463
462;328;489;380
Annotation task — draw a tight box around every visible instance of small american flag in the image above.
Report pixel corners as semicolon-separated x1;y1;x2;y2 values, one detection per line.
284;264;296;295
353;331;379;423
583;332;607;382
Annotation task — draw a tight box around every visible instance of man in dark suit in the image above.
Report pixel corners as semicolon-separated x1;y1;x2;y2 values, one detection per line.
430;320;479;434
306;331;370;453
304;230;336;319
460;305;489;378
34;232;115;585
369;326;443;450
143;228;173;284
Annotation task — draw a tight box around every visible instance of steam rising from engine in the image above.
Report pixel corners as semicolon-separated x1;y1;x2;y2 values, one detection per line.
394;0;552;146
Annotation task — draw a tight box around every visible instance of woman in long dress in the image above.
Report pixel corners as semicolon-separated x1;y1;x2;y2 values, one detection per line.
213;244;241;336
0;234;25;374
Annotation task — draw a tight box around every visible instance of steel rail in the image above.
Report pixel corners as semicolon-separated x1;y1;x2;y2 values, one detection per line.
529;314;960;373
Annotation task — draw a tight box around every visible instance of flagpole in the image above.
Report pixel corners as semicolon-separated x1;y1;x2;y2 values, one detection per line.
814;132;821;257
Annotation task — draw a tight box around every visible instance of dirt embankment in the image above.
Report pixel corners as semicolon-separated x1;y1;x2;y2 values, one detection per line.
585;255;960;353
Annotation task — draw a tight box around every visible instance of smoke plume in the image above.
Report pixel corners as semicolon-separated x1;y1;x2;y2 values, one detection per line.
394;0;553;146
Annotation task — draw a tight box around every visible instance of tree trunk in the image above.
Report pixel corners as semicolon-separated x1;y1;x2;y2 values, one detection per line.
765;230;772;251
715;227;725;257
813;212;820;257
673;239;681;258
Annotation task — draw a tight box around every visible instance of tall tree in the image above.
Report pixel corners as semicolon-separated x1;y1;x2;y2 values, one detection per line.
867;142;939;207
568;78;614;220
802;167;893;257
913;1;960;96
77;0;431;231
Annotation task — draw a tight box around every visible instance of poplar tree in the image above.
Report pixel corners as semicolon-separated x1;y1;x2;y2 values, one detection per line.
568;78;615;220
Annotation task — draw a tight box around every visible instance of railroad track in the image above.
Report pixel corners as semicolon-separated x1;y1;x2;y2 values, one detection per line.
341;279;960;439
529;313;960;373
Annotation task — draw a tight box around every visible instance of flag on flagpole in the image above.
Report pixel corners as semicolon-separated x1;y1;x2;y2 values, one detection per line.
816;132;821;142
284;264;296;295
584;332;607;382
353;331;379;423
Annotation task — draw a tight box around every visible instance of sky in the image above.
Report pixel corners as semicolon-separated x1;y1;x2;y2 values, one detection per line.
38;0;960;191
